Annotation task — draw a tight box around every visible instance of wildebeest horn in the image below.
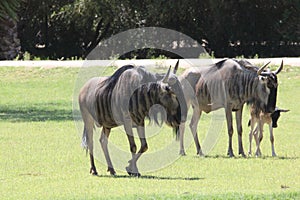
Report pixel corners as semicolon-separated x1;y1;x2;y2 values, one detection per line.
173;60;179;74
257;61;271;75
274;60;283;75
162;66;172;83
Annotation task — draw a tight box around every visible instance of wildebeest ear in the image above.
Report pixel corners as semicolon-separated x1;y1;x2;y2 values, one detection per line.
162;66;172;83
173;60;179;74
257;61;271;75
273;60;283;75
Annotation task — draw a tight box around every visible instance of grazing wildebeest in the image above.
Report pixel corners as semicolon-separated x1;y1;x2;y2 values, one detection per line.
248;106;289;157
179;59;283;157
79;62;187;177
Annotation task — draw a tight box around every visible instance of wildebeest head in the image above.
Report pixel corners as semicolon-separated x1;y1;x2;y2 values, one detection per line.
271;107;289;128
162;60;187;121
155;61;187;138
257;60;283;113
129;61;187;139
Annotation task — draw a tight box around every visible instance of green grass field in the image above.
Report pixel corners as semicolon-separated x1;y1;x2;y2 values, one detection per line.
0;64;300;199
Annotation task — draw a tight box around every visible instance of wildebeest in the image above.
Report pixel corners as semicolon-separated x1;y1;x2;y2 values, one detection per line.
179;59;283;157
238;60;286;156
79;61;187;177
248;106;289;157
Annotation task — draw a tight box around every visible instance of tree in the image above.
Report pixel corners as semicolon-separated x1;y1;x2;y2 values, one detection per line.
18;0;75;59
17;0;300;59
0;0;21;60
18;0;138;59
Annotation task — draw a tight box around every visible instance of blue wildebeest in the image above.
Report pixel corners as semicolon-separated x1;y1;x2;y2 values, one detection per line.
237;60;286;156
179;59;283;157
248;106;289;157
79;62;187;176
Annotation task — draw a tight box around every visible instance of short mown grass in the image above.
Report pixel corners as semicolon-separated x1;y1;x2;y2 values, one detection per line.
0;64;299;199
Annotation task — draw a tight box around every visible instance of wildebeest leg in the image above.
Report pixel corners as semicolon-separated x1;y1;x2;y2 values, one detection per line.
81;111;97;175
269;124;276;157
125;126;148;177
248;122;256;156
189;107;203;156
253;126;259;147
100;127;116;175
255;122;263;156
179;122;186;155
129;126;148;177
236;108;245;157
125;132;140;177
86;125;97;175
136;126;148;157
179;99;191;156
225;106;234;157
122;116;140;176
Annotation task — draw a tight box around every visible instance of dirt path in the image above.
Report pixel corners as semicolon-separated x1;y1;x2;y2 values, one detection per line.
0;58;299;68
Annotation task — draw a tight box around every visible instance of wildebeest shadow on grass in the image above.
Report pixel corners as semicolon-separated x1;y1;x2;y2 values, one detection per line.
204;154;298;160
0;102;73;122
260;155;299;160
95;174;203;181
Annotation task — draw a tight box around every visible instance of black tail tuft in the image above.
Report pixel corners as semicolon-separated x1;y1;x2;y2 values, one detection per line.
174;126;180;141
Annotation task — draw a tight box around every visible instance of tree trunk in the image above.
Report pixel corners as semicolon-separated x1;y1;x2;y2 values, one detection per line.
0;16;20;60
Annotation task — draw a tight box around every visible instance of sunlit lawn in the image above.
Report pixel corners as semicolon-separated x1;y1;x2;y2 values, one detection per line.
0;64;299;199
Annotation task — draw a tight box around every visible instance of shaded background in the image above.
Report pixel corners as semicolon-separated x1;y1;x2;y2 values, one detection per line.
0;0;299;60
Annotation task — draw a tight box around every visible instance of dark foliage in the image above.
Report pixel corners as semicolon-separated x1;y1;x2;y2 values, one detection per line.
17;0;300;59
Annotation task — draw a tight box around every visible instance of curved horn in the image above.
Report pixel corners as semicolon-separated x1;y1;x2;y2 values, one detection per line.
274;60;283;74
173;60;179;74
257;61;271;75
162;66;172;83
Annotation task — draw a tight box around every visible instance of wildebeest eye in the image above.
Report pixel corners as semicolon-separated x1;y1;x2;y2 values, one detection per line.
259;76;267;82
165;86;171;92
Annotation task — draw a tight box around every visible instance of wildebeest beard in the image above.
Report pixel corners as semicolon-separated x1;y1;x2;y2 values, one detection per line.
128;81;186;140
265;86;277;113
165;81;187;140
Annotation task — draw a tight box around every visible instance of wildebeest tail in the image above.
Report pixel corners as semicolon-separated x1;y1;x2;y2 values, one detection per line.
174;126;180;141
81;127;88;154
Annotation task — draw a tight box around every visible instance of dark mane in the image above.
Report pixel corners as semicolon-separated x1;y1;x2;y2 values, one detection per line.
135;66;158;84
100;65;135;89
207;59;238;74
237;59;259;72
214;59;228;69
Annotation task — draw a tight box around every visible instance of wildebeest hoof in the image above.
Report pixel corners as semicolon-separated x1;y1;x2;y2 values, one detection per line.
128;172;141;177
90;168;98;176
197;152;205;157
272;153;277;157
239;152;246;158
255;149;262;157
227;150;235;158
126;166;141;177
255;152;262;157
239;149;246;157
107;167;116;176
179;150;186;156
